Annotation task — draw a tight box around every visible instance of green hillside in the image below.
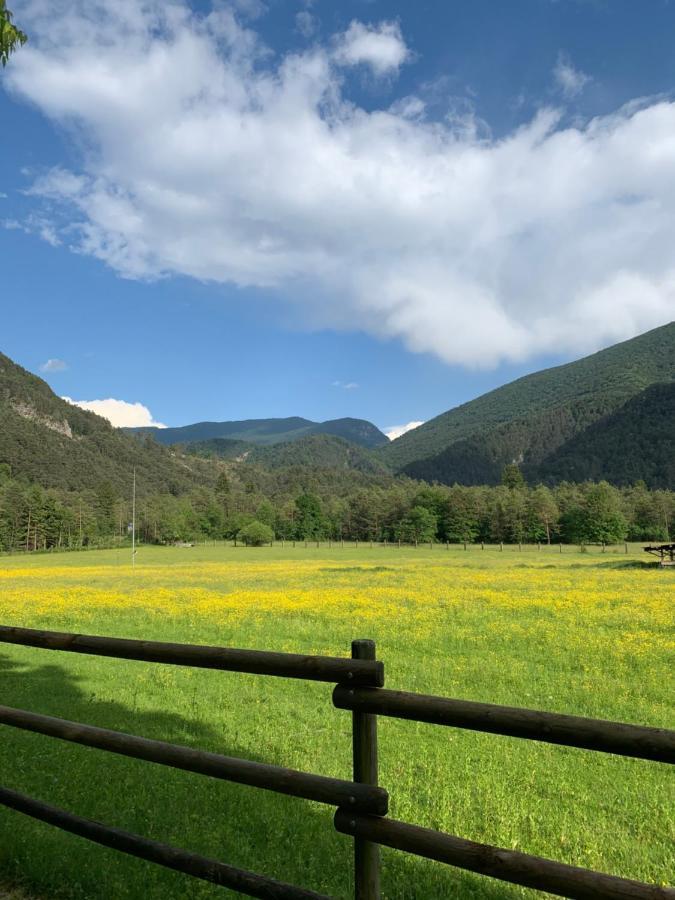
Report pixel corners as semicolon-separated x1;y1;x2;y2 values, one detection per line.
384;322;674;485
535;382;675;488
127;416;388;449
186;433;390;475
247;434;389;474
184;438;252;460
310;417;388;448
0;353;215;495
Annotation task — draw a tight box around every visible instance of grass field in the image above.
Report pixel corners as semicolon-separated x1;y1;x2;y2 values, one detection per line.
0;544;672;899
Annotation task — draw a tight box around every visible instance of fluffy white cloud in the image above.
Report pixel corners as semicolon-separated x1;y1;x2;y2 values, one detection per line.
553;53;590;98
5;2;675;369
333;20;410;75
385;421;424;441
62;396;167;428
332;380;358;390
39;358;68;372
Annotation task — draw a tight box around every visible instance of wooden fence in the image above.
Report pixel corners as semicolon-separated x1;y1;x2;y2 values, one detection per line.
0;625;673;899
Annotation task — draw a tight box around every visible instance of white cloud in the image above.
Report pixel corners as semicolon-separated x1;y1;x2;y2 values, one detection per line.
0;192;7;199
39;358;68;372
4;213;61;245
5;2;675;369
385;421;424;441
295;10;317;39
333;20;410;76
389;95;426;120
62;397;167;428
332;380;359;390
553;53;590;98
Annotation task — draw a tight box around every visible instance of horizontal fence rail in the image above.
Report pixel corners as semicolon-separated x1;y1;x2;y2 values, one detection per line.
1;624;673;899
332;687;675;764
0;787;331;900
334;811;674;900
0;625;383;686
0;705;387;814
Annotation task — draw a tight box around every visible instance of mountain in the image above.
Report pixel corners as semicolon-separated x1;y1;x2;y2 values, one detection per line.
534;382;675;488
5;320;672;499
185;433;387;472
246;434;389;474
126;416;388;450
0;353;215;495
380;322;675;485
184;438;252;461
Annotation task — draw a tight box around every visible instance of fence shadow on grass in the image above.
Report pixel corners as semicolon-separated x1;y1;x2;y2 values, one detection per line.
0;653;520;900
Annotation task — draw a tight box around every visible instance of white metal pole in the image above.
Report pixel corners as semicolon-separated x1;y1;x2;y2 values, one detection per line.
132;467;136;569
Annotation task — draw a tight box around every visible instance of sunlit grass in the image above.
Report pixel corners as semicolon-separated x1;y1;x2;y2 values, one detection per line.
0;544;672;898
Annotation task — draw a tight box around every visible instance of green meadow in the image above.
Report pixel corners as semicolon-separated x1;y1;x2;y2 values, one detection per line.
0;544;672;898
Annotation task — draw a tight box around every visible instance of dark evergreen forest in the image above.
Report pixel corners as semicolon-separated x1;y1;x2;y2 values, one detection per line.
1;460;671;553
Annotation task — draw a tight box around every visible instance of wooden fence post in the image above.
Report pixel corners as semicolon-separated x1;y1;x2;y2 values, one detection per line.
351;639;380;900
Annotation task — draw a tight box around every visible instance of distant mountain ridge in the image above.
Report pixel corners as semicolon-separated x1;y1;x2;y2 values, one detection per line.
380;322;675;487
126;416;388;449
3;320;672;496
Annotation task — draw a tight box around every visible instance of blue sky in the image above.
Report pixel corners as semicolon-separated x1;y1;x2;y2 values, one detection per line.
2;0;674;435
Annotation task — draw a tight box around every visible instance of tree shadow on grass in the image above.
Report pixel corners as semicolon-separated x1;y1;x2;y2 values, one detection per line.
0;653;523;900
600;559;663;570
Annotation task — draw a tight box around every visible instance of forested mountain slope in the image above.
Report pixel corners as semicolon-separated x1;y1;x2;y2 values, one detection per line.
186;434;389;474
247;434;389;474
184;438;252;460
0;353;215;494
535;382;675;488
383;322;674;485
127;416;388;449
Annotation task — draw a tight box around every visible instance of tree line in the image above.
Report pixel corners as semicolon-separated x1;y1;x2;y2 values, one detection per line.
0;461;672;553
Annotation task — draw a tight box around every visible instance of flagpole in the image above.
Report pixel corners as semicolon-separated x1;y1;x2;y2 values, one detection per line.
132;466;136;569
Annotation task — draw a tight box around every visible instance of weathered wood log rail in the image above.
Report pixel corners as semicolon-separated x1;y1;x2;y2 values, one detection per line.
0;625;673;900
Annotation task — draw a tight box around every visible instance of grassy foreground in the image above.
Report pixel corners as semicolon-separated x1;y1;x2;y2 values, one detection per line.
0;544;672;899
